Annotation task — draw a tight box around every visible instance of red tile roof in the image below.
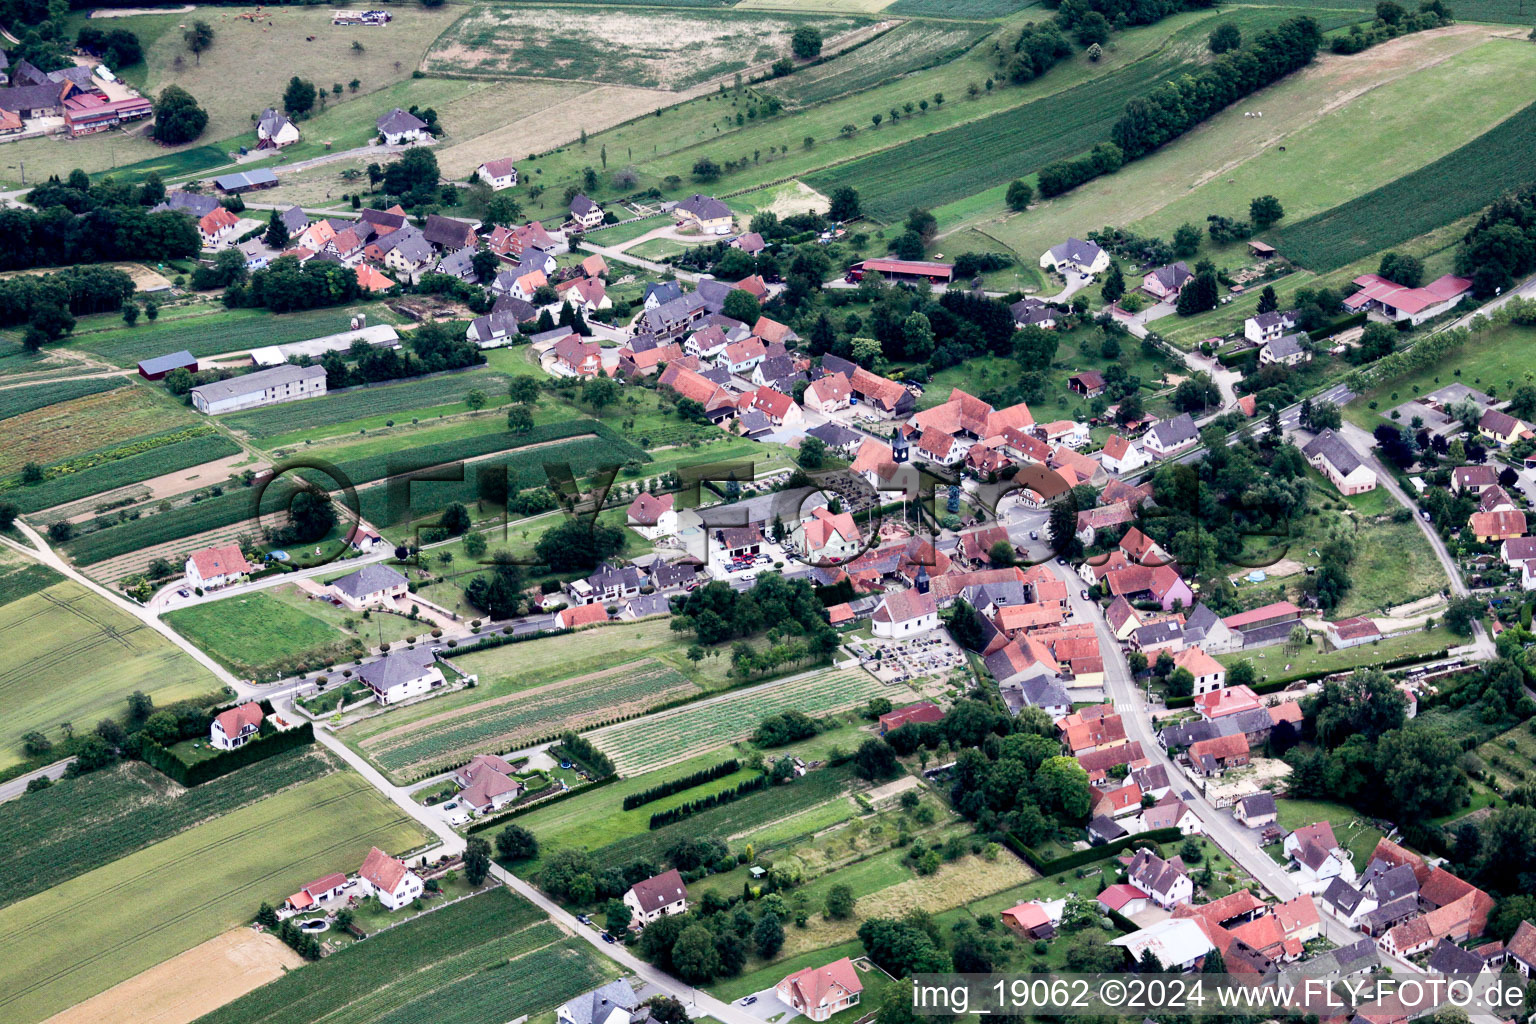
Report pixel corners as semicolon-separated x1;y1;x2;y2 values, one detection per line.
872;588;937;625
189;543;251;580
359;846;410;893
626;491;674;525
780;957;863;1011
879;702;945;731
1098;883;1151;910
559;603;610;629
214;702;263;738
1222;601;1302;629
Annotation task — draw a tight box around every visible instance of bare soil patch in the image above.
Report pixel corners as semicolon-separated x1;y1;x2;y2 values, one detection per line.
0;386;195;479
41;929;301;1024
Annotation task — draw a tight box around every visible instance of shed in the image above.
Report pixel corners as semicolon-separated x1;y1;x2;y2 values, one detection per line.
138;350;198;380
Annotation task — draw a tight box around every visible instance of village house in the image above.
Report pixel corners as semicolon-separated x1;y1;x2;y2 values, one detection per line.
1100;434;1148;474
256;107;301;148
185;543;252;589
1174;645;1226;694
1244;310;1296;344
422;214;478;252
358;646;444;705
1259;332;1311;368
327;564;409;611
674;193;733;234
1143;261;1192;301
558;980;643;1024
805;372;852;414
1127;847;1194;908
1233;791;1278;828
1478;408;1532;447
376;107;428;145
475;158;518;190
210;702;264;750
553;335;604;377
794;506;862;562
1040;237;1109;276
1284;822;1357;890
197;206;240;247
569;194;605;230
558;603;610;630
453;753;523;816
626;492;677;536
623;868;688;926
1189;732;1250;776
871;586;939;638
1010;297;1058;329
775;958;863;1022
357;846;424;910
1324;616;1383;649
466;309;523;349
748;386;802;427
1453;465;1500;496
878;702;944;735
1303;429;1378;495
1143;413;1199;458
556;276;611;315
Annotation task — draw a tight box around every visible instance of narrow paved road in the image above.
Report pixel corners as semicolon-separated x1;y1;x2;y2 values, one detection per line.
305;714;762;1024
0;523;241;689
0;758;75;804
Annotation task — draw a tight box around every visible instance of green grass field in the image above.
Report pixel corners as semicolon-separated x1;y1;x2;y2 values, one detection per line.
0;748;333;910
165;585;422;681
1351;324;1536;430
591;667;895;775
64;305;398;367
1270;94;1536;272
198;887;613;1024
0;572;221;770
226;369;515;441
1273;798;1384;871
0;769;428;1023
1220;623;1449;681
768;22;991;106
0;376;127;421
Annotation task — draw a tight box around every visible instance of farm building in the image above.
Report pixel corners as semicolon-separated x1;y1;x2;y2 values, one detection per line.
213;167;279;194
844;258;954;284
137;350;198;380
1344;273;1473;326
190;364;327;414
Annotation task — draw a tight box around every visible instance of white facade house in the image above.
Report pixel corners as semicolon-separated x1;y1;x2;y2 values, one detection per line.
357;846;424;911
625;492;678;538
793;507;862;563
1243;310;1296;345
871;587;939;638
1142;414;1199;458
190;364;326;415
1040;237;1109;276
475;158;518;190
376;107;428;145
358;646;444;705
1303;430;1378;496
1173;646;1226;695
327;564;409;611
1099;434;1148;475
185;543;252;589
210;703;264;750
558;980;641;1024
623;869;688;926
256;107;301;148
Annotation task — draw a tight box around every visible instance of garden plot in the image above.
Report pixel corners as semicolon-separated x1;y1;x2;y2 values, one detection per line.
425;7;858;90
359;659;701;778
0;384;196;479
766;21;988;106
591;667;890;775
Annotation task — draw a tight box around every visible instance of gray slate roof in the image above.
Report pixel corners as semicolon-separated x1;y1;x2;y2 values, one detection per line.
570;193;600;216
357;644;439;691
213;168;278;191
1264;331;1308;360
1017;675;1072;710
331;563;407;601
1428;938;1487;976
1249;310;1295;330
805;422;862;450
468;310;522;344
676;193;730;220
280;205;310;234
1236;791;1277;819
156;191;221;218
1321;877;1365;916
644;281;683;306
383;228;434;266
1148;261;1192;291
1302;429;1364;476
1047;237;1103;266
561;979;640;1024
190;364;324;404
436;246;479;281
138;350;196;375
1133;620;1183;648
1149;413;1198;448
377;107;427;134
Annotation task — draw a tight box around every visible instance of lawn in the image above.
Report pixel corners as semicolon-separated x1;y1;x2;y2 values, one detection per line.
1351;323;1536;429
358;659;704;780
1273;798;1383;872
63;304;398;367
1469;721;1536;793
1332;519;1451;618
0;769;428;1024
199;888;613;1024
1221;625;1450;681
0;572;221;771
0;376;127;421
590;667;897;775
0;381;198;479
165;588;379;682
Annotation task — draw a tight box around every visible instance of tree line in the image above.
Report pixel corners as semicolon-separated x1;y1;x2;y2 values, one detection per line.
647;775;769;829
622;759;741;810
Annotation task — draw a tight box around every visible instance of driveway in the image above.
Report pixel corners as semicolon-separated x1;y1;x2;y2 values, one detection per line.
735;991;796;1023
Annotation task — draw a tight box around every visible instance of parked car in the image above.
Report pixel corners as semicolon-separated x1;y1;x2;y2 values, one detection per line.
740;572;757;582
601;932;616;944
1081;590;1089;600
741;996;758;1006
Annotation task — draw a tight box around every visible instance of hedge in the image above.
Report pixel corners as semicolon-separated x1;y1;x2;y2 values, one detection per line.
623;759;740;810
648;774;768;829
1308;311;1367;342
140;721;314;786
1006;826;1180;875
465;775;619;834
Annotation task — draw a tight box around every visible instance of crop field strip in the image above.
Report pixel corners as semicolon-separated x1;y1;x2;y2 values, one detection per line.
1266;98;1536;272
0;579;217;769
0;749;333;909
593;763;864;864
0;375;128;421
2;429;242;514
1232;0;1532;23
0;562;62;607
0;770;426;1024
886;0;1040;14
767;22;992;106
62;423;642;564
804;43;1190;221
363;659;699;775
224;369;515;439
65;306;394;367
592;667;891;774
195;888;595;1024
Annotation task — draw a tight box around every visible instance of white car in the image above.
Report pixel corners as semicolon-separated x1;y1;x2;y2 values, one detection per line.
740;572;757;582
